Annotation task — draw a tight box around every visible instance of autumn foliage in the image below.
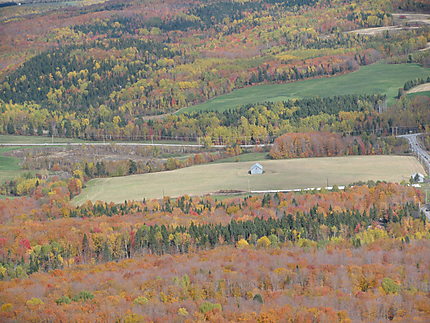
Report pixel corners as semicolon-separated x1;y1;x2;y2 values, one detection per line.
270;132;371;159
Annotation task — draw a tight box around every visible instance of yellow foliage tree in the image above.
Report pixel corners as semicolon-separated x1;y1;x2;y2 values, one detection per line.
257;236;271;248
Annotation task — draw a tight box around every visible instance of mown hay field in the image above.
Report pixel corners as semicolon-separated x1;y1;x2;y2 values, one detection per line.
73;155;424;204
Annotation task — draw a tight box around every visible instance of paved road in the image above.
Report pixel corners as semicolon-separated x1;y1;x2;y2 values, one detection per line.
0;142;273;149
420;205;430;221
398;133;430;174
399;134;430;221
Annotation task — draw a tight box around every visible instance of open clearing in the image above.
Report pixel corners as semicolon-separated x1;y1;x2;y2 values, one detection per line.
73;155;424;204
181;64;430;113
349;13;430;36
391;13;430;26
348;25;420;36
0;147;27;182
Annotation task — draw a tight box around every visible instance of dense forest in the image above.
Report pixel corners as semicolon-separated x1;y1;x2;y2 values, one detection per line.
1;177;429;321
1;0;429;136
0;181;424;277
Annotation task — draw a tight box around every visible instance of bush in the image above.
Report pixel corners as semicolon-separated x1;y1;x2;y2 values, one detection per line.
26;298;44;306
72;291;94;302
236;238;249;248
199;301;222;314
256;236;271;248
297;238;317;248
253;294;263;303
55;296;72;305
123;313;145;323
133;296;149;305
381;278;400;294
1;303;13;312
178;307;189;316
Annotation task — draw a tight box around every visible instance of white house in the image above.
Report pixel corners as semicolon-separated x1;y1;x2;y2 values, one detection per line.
249;163;264;175
411;172;425;183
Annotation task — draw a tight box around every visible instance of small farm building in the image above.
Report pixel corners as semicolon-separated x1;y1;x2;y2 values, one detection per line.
249;163;264;175
411;172;425;183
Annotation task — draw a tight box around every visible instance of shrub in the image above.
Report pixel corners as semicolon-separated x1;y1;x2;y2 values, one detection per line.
256;236;271;248
133;296;149;305
199;301;222;314
72;291;94;302
236;239;249;248
1;303;13;312
26;298;44;306
253;294;264;303
178;307;189;316
268;234;279;247
123;313;145;323
55;296;72;305
381;278;400;294
297;238;317;248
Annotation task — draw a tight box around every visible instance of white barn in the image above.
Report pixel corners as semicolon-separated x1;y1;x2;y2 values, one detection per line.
411;172;425;183
249;163;264;175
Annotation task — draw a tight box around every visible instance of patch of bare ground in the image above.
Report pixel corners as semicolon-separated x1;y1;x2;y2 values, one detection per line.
348;25;419;35
391;13;430;26
407;83;430;94
419;42;430;52
348;12;430;36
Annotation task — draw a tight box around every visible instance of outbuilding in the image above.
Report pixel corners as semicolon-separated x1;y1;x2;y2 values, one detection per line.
411;172;425;183
249;163;264;175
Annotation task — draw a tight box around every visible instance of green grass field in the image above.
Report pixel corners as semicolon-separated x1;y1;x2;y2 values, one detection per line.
0;195;18;200
181;63;430;113
0;147;28;182
73;155;424;205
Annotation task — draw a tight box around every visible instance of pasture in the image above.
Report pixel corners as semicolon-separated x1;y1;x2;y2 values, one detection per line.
181;63;430;113
73;155;424;204
0;147;27;182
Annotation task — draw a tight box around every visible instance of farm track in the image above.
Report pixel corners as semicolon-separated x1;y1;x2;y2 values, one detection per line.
0;142;273;148
348;13;430;36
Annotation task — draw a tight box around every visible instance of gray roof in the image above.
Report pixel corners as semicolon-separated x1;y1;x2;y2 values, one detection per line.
251;163;263;169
